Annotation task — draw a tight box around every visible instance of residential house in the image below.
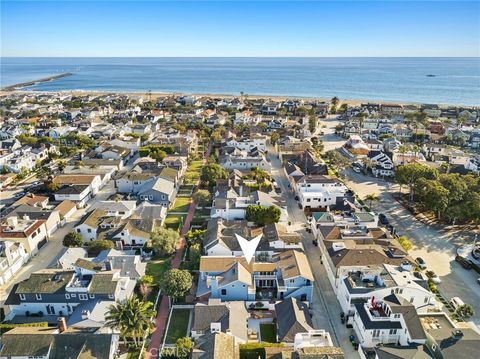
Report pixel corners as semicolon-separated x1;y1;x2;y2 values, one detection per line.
4;263;136;323
352;294;427;348
0;241;28;286
197;249;314;302
0;327;119;359
275;298;314;343
294;175;349;210
191;299;248;344
367;151;395;178
0;216;48;255
54;185;91;208
53;174;102;196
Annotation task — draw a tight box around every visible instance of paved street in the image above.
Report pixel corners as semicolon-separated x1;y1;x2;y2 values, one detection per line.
268;147;360;358
320;117;480;327
0;180;116;303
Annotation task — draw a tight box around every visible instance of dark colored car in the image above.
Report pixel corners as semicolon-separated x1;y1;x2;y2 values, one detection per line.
455;255;472;270
379;213;389;225
415;257;427;269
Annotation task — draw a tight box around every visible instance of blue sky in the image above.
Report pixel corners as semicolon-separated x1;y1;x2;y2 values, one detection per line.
1;1;479;57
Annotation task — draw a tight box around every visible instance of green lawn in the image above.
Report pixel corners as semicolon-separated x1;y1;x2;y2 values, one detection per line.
126;349;140;359
170;197;191;213
164;215;182;231
146;256;172;283
188;160;203;173
260;323;277;343
165;309;191;344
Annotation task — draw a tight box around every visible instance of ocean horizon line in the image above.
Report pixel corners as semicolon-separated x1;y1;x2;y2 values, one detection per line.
2;56;480;59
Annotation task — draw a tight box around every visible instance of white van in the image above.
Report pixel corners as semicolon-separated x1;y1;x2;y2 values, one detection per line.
450;297;465;310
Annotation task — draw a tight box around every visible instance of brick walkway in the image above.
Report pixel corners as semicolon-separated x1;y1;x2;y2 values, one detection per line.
145;143;212;359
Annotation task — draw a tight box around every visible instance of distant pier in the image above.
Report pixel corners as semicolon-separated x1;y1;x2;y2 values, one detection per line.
2;72;73;91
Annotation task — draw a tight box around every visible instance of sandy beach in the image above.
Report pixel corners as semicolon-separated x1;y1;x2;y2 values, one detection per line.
0;89;466;108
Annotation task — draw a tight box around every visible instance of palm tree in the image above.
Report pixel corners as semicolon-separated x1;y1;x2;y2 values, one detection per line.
331;96;339;107
57;160;67;172
398;144;409;165
364;193;378;210
105;297;156;347
455;304;474;319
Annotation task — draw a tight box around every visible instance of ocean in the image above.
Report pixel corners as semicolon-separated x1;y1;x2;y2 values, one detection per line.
1;57;479;105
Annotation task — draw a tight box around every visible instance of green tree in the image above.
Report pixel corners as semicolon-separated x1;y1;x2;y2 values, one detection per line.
246;205;281;226
395;163;439;203
455;304;475;319
150;149;167;163
88;239;114;256
414;178;449;219
364;193;378;210
138;275;155;299
57;160;67;171
397;236;413;251
150;227;179;256
63;232;84;247
200;163;228;187
192;189;211;208
270;131;280;145
160;269;193;301
308;114;317;133
105;297;156;347
185;229;206;246
176;337;194;359
47;182;59;192
331;96;339;107
324;150;350;172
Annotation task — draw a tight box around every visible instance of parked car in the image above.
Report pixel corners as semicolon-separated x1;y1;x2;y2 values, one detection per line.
352;166;362;173
379;213;389;225
455;255;472;270
416;257;427;269
450;297;465;310
426;270;441;284
477;278;480;285
13;191;25;199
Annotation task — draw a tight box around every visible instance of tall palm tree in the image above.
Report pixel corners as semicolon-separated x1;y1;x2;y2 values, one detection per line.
331;96;339;107
398;144;409;165
364;193;378;210
105;297;156;347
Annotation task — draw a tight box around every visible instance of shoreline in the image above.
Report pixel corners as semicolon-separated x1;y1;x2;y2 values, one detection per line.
1;73;73;91
0;88;477;108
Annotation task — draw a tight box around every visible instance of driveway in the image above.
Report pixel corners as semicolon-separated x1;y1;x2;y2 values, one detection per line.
268;147;360;358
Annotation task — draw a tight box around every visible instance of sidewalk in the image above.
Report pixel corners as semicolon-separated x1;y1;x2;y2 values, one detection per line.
145;143;211;359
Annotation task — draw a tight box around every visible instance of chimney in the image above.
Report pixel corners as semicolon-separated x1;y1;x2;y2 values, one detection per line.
58;317;67;333
81;310;90;320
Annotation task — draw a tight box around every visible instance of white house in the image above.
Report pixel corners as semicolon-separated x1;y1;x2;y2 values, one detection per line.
295;175;348;209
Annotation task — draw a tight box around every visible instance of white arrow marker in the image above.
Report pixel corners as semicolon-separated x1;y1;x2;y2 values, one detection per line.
235;233;262;264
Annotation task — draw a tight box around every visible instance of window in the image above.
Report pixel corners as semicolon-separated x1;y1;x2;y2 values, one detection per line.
389;329;397;335
19;294;26;300
36;294;42;300
372;330;380;338
424;297;429;303
77;229;81;233
65;294;70;300
89;294;95;299
221;289;227;295
306;199;311;202
71;293;76;298
79;294;88;300
87;228;92;233
108;294;114;299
